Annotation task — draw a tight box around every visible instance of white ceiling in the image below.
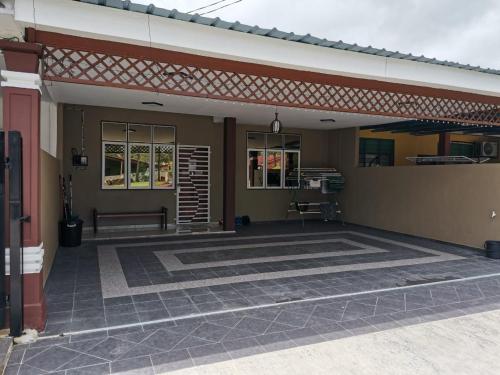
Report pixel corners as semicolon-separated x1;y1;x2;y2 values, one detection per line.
45;81;403;130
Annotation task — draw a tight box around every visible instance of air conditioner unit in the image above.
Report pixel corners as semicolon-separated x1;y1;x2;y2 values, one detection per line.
480;142;498;158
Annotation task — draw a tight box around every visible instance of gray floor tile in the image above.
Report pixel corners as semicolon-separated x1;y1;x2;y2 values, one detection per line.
138;309;169;322
72;308;105;321
135;300;165;312
159;290;187;299
256;332;295;351
191;323;231;342
104;297;133;307
111;356;154;374
285;327;326;345
342;301;376;321
132;293;160;303
106;313;140;327
105;304;137;316
274;310;310;328
84;338;138;361
57;353;109;371
24;346;80;372
223;337;265;359
162;296;193;308
66;363;111;375
151;349;193;373
173;335;213;350
140;330;186;351
188;343;232;366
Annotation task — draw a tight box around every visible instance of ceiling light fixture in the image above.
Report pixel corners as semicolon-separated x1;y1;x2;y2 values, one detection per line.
270;109;283;134
141;101;163;107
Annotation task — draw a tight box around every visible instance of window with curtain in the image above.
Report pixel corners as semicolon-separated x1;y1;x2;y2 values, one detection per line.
101;122;175;189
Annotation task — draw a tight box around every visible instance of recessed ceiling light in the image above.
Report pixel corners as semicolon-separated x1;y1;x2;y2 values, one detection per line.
320;118;336;123
141;101;163;107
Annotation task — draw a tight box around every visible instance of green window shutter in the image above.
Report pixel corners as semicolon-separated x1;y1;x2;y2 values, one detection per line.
359;138;394;167
451;142;474;157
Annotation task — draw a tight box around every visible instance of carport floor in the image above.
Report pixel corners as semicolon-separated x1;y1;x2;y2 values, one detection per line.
10;222;500;373
42;222;500;336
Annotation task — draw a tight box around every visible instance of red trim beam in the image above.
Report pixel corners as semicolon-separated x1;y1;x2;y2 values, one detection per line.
30;29;500;125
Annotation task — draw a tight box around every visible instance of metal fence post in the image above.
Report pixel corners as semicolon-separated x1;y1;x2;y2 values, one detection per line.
0;131;5;328
8;131;24;337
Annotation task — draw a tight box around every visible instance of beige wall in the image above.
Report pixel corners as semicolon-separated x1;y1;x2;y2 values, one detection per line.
41;150;61;282
61;104;500;249
63;105;333;226
41;104;64;283
63;105;224;226
331;127;500;249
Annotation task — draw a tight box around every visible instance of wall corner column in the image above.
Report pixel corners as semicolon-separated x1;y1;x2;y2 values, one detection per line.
223;117;236;231
1;40;46;331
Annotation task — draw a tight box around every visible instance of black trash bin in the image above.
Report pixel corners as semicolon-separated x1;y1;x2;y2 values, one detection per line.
60;219;83;247
485;241;500;259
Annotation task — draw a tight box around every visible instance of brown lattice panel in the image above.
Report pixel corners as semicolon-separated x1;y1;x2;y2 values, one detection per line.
41;44;500;126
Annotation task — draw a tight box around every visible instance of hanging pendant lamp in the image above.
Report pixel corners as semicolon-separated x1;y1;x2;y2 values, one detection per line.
270;110;282;134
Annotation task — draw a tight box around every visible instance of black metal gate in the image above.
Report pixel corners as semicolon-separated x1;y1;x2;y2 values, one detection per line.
0;130;25;336
0;131;5;329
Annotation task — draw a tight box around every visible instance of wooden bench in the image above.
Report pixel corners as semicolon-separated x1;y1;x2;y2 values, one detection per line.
93;207;167;234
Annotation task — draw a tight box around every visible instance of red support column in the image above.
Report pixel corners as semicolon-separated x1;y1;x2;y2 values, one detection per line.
223;117;236;231
438;133;451;156
1;40;46;330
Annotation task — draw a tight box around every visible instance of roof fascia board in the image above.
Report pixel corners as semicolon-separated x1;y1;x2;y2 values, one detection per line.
15;0;500;98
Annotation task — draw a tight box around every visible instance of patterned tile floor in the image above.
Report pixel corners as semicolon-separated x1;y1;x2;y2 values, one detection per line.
9;222;500;374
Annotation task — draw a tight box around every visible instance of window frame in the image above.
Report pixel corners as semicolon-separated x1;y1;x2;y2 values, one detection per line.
127;142;152;190
284;150;301;188
265;149;284;189
359;137;395;167
100;122;176;191
246;131;302;190
247;148;265;190
102;141;128;190
152;143;176;190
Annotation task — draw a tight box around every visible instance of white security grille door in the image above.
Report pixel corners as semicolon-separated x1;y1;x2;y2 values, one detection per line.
176;145;210;224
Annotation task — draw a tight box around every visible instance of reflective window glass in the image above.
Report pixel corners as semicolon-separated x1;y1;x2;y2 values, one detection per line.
103;143;126;188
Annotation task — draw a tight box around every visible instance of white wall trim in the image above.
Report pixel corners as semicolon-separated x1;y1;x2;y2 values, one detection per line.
1;70;42;92
13;0;500;98
4;243;44;275
40;97;58;157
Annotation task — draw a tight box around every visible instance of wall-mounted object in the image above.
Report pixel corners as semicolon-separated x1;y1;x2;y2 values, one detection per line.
478;141;498;158
69;108;88;168
72;150;88;167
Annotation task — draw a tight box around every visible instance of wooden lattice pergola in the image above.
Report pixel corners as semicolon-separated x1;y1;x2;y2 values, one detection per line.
28;29;500;126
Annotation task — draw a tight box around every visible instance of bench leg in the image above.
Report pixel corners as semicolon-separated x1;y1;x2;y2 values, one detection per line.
93;209;98;235
161;206;167;230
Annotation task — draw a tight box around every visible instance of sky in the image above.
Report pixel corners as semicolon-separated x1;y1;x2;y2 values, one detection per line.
132;0;500;70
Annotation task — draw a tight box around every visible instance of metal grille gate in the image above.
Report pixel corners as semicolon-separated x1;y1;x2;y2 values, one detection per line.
0;132;5;329
176;145;210;224
1;131;25;336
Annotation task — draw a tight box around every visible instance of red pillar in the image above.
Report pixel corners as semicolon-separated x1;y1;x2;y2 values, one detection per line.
223;117;236;231
438;133;451;156
1;40;46;330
